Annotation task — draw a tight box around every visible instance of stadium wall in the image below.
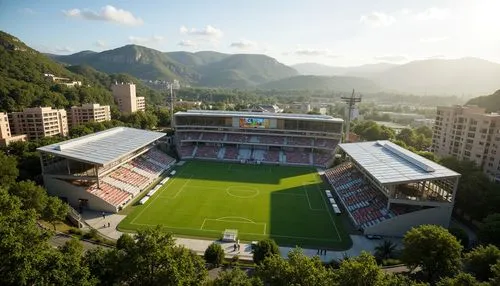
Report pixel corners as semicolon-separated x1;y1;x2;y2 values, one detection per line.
44;176;121;213
364;205;452;237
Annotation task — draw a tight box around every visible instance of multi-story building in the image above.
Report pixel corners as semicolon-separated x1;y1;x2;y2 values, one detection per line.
9;107;69;140
432;105;500;182
136;96;146;112
0;112;26;146
69;103;111;128
111;83;145;113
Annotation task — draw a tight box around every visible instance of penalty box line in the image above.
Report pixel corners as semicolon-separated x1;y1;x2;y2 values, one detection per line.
200;218;267;235
130;221;341;242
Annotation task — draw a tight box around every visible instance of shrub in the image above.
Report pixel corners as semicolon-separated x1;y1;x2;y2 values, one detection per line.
204;243;224;267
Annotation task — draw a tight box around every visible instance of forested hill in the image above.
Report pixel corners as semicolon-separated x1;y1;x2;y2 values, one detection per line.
51;46;298;88
466;89;500;112
0;31;162;112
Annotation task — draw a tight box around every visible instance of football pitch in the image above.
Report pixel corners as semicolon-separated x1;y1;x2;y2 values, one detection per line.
118;161;352;249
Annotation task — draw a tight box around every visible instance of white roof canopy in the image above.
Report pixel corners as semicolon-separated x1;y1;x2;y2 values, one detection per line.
37;127;166;166
339;140;460;184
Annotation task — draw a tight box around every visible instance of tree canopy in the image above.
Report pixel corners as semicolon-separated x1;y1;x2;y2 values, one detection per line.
402;225;463;282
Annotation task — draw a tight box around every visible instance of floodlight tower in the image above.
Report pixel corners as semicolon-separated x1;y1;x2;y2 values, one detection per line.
341;89;362;142
165;79;180;128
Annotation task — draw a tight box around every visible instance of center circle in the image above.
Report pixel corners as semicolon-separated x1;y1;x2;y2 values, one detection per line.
226;186;259;198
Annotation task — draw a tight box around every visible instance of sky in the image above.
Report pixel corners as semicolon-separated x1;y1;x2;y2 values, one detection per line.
1;0;499;66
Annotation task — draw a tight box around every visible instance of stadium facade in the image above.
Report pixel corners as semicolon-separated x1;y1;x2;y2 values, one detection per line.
174;110;343;167
326;140;460;236
38;127;176;213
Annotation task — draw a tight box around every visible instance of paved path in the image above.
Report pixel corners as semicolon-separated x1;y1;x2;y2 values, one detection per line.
49;233;110;251
82;210;401;262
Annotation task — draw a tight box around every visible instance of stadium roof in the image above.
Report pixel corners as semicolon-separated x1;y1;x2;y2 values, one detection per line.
339;140;460;184
175;110;343;122
37;127;165;166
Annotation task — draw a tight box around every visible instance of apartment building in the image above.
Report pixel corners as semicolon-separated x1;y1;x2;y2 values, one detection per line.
111;83;145;113
432;105;500;181
9;107;69;140
69;103;111;128
0;112;26;146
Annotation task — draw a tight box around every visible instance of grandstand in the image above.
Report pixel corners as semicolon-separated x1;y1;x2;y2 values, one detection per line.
325;140;460;236
174;110;343;167
38;127;176;213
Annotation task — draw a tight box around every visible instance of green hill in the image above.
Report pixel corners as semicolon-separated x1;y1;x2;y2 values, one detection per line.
198;54;298;87
0;31;162;112
467;89;500;112
259;75;380;92
54;45;201;83
52;46;298;88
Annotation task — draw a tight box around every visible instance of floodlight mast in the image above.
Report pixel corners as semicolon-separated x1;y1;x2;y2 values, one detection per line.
165;80;180;129
341;89;362;142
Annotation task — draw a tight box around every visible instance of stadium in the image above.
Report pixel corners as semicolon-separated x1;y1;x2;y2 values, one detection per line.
174;110;343;167
38;127;176;213
38;111;460;249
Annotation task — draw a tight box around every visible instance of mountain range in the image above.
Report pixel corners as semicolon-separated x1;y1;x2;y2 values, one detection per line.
50;44;500;95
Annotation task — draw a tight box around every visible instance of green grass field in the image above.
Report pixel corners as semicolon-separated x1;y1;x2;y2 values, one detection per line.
118;161;351;249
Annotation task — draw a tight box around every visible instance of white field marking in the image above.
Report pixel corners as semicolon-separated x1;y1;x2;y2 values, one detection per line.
200;218;207;230
172;175;193;198
130;163;194;225
130;221;341;242
315;183;342;242
201;217;266;234
302;183;324;211
225;186;260;199
216;216;256;223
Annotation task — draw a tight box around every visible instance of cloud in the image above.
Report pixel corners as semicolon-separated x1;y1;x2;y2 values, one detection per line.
294;49;332;56
179;25;223;38
420;36;449;43
415;7;449;21
94;40;106;48
374;55;408;62
128;35;165;45
62;5;143;26
360;12;395;27
230;39;258;50
178;40;197;47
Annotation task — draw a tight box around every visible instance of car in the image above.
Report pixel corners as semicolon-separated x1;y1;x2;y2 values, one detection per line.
365;234;382;240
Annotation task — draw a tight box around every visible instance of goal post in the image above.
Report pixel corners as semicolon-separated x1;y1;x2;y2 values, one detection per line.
222;229;238;242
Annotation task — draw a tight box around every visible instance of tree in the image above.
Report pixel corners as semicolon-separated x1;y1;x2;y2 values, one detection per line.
204;242;224;267
491;260;500;286
112;227;207;285
116;232;135;250
374;240;398;261
42;196;68;230
449;227;470;249
8;180;47;213
436;272;488;286
479;214;500;246
38;239;96;286
209;268;263;286
396;128;415;147
402;225;463;282
256;248;335;286
464;244;500;281
0;188;53;285
252;238;280;264
333;251;385;286
0;151;18;188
